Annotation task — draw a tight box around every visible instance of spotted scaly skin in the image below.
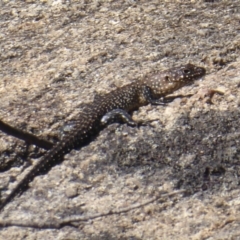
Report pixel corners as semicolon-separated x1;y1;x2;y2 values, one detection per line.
0;64;205;211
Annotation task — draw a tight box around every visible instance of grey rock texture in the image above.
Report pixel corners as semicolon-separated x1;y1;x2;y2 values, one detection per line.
0;0;240;239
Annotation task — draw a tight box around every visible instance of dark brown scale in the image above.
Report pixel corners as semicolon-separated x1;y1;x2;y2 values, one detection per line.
0;64;205;211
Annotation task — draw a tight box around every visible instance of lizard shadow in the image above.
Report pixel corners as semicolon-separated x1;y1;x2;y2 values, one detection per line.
2;107;239;218
79;107;240;198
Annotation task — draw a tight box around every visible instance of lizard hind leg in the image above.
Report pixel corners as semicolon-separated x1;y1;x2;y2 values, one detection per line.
101;109;136;127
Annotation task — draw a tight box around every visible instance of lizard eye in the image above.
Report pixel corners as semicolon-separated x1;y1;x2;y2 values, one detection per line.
165;76;170;81
183;69;191;74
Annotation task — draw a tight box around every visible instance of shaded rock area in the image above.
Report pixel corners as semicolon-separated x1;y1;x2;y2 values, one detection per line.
0;0;240;239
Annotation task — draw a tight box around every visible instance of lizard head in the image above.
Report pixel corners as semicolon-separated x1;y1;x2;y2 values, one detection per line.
144;63;206;98
167;63;206;84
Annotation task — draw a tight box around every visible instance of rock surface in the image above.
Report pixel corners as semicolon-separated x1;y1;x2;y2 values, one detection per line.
0;0;240;239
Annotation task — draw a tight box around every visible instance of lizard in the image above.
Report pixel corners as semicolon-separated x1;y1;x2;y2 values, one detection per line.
0;63;206;211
